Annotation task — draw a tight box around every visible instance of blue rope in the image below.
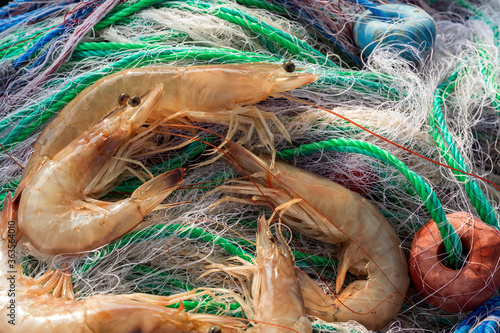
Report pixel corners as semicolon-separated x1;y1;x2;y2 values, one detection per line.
0;3;69;34
10;0;104;71
11;24;68;68
454;296;500;333
11;0;103;69
273;0;362;66
0;0;43;19
350;0;390;20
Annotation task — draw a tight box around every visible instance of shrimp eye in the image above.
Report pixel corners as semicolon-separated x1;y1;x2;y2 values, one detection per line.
118;93;130;105
128;96;141;107
282;60;295;73
208;326;222;333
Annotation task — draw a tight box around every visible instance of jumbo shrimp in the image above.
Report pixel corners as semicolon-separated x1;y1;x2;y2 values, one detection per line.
0;194;245;333
17;84;185;254
205;213;311;333
20;62;319;187
249;214;311;333
212;144;409;331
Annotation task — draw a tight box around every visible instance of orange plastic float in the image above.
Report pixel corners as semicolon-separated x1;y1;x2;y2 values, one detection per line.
409;212;500;312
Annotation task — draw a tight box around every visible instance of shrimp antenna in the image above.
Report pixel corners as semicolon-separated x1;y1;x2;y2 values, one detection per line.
0;143;24;170
281;91;500;192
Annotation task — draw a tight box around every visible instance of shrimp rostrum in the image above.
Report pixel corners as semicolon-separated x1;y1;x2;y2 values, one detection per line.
0;196;245;333
211;143;410;331
17;84;185;254
21;62;319;184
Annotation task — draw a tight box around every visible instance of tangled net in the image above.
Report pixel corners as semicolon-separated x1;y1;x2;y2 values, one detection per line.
1;0;500;331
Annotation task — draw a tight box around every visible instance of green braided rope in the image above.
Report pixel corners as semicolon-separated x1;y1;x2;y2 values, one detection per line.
216;7;331;65
77;41;158;51
130;266;245;316
159;0;335;67
234;0;287;13
94;0;161;30
430;68;498;228
70;41;272;60
404;4;500;210
476;46;500;112
76;223;255;277
277;138;464;266
93;0;333;66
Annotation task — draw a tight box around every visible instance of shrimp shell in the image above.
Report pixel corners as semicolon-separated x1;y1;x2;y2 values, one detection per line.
18;85;185;254
0;194;245;333
20;63;318;188
216;144;409;331
249;215;311;333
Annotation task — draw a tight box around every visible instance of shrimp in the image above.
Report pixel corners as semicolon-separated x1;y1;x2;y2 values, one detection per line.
17;84;185;254
206;213;311;333
211;143;410;331
247;213;311;333
0;194;245;333
19;62;319;188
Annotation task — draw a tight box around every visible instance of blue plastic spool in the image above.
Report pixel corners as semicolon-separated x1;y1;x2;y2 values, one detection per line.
353;4;436;62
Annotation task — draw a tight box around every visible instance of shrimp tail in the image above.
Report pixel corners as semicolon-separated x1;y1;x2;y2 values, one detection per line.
336;242;364;294
0;192;13;238
295;267;336;320
0;192;21;244
131;167;186;215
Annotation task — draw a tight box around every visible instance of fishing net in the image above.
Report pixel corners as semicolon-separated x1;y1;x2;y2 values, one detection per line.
2;0;500;331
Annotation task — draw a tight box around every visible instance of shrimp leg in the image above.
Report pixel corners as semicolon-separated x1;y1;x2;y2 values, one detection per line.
185;105;291;166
